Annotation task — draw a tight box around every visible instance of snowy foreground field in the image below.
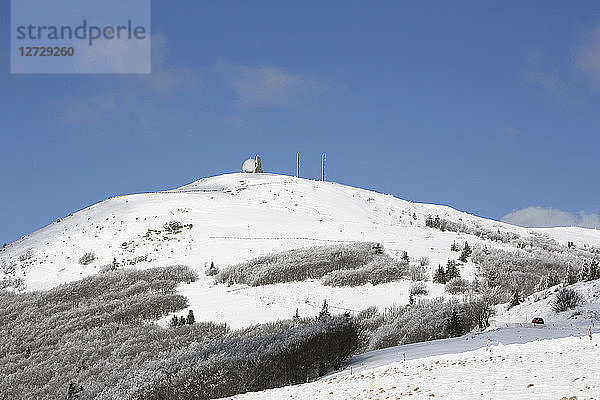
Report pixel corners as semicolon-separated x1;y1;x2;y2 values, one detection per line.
225;333;600;400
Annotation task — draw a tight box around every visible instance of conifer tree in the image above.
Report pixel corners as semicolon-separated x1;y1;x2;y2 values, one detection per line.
425;215;434;227
509;289;521;308
534;275;548;292
547;271;560;288
579;263;590;282
446;260;460;280
563;266;578;285
433;264;447;284
401;251;409;262
293;308;300;322
205;261;219;276
186;310;195;325
458;242;471;262
445;309;463;336
318;300;331;321
589;259;600;281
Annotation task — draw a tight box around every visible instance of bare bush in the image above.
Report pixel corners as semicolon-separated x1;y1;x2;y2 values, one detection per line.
552;287;582;313
19;250;34;262
409;264;428;281
410;282;428;296
417;256;430;266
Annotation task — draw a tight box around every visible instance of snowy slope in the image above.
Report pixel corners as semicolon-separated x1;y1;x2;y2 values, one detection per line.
329;321;599;379
2;173;600;328
493;279;600;326
222;333;600;400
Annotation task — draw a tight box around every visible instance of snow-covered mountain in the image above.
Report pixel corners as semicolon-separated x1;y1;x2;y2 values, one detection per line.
2;172;600;328
4;172;600;400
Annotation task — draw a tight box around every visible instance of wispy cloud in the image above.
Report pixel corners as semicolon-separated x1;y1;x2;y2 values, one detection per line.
575;24;600;85
522;49;568;96
523;23;600;99
59;33;200;133
502;206;600;229
497;126;520;136
217;63;329;107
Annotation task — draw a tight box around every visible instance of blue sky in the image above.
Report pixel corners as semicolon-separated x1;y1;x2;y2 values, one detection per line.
2;1;600;244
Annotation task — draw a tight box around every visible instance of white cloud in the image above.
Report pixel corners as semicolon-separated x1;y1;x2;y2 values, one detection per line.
217;63;328;106
502;206;600;229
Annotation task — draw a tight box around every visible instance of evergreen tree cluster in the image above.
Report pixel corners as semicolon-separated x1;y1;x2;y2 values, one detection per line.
433;260;461;284
579;259;600;281
458;242;471;262
170;310;196;327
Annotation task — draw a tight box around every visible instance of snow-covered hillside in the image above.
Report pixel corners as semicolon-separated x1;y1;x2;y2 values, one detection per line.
222;333;600;400
2;172;600;328
494;279;600;325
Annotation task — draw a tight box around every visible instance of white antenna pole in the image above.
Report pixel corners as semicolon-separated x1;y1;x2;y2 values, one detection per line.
322;153;326;181
296;152;300;178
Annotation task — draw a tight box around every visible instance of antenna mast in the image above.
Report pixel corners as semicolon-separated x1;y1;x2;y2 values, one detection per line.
322;153;326;181
296;152;300;178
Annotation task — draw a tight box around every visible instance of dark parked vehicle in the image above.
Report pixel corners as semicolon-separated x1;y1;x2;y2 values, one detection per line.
531;317;544;325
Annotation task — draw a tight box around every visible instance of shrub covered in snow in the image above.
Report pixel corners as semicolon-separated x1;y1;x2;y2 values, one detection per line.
409;264;428;281
0;266;357;400
94;315;357;400
471;245;590;298
319;258;409;287
78;252;96;265
357;297;495;352
216;242;393;287
445;277;469;294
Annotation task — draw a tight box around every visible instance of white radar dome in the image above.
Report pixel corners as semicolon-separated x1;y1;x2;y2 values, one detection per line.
242;158;257;173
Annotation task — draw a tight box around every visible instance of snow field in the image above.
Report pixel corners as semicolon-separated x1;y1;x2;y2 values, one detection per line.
223;335;600;400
